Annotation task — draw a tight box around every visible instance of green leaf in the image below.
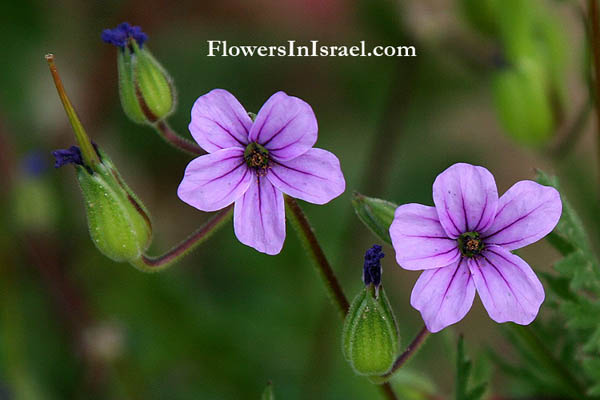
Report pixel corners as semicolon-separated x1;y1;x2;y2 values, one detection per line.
352;192;397;245
455;336;487;400
536;170;593;254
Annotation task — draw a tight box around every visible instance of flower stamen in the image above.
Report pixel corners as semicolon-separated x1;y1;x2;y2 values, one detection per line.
244;142;270;176
458;231;484;258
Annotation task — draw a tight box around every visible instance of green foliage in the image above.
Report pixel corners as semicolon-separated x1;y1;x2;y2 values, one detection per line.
490;171;600;398
455;336;487;400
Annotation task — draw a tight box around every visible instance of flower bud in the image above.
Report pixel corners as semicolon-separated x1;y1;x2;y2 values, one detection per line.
342;246;399;377
352;192;397;245
492;58;554;146
47;54;152;262
102;23;175;124
73;148;152;262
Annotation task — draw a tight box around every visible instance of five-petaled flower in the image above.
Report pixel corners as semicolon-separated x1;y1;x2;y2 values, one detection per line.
389;163;562;333
177;89;346;254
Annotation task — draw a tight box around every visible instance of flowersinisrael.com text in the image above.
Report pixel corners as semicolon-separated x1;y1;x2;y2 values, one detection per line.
207;40;417;57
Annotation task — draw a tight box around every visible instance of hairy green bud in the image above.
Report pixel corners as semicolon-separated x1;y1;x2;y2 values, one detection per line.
76;149;152;262
342;285;399;377
352;192;397;245
118;41;175;124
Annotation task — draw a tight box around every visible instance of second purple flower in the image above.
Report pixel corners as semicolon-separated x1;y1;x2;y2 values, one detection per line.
389;163;562;333
178;90;346;255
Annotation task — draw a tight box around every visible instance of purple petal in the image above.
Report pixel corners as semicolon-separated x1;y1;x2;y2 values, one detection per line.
266;148;345;204
188;89;251;153
389;204;460;270
249;92;317;161
410;259;475;333
481;181;562;250
469;246;544;324
234;177;285;255
177;148;252;212
432;163;498;238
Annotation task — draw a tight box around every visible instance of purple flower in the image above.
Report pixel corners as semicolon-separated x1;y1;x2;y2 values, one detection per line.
177;89;346;255
101;22;147;49
389;163;562;333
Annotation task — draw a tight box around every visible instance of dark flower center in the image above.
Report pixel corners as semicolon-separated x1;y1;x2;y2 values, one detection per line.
244;142;270;176
457;231;484;258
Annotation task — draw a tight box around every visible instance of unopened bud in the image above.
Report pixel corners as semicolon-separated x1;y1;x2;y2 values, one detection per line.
343;246;399;377
352;192;397;245
493;58;554;146
102;23;175;124
47;54;152;262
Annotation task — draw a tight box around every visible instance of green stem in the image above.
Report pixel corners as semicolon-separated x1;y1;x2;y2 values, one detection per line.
130;206;232;273
510;324;586;398
284;196;349;316
45;54;100;167
154;120;204;156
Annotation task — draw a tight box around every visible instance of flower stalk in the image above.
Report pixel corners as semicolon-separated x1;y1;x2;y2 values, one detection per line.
154;120;204;156
130;206;233;273
284;195;349;316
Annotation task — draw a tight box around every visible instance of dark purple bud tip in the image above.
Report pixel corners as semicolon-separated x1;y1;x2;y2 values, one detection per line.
101;22;147;49
52;146;83;168
363;244;384;288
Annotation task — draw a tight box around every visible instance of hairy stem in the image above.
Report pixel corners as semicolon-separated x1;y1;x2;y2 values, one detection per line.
130;206;232;273
154;120;204;156
284;196;349;316
383;326;430;378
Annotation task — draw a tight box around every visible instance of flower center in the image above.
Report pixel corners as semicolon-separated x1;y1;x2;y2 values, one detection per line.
457;231;484;258
244;142;270;176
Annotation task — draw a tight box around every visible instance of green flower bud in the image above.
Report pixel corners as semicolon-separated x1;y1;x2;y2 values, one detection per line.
75;149;152;262
352;192;397;245
492;58;554;146
120;42;175;124
102;23;175;124
343;285;399;377
47;54;152;263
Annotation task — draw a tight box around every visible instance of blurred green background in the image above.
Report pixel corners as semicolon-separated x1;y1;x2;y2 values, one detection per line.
1;0;598;398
